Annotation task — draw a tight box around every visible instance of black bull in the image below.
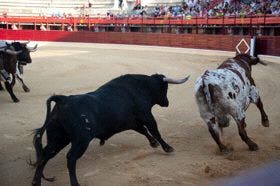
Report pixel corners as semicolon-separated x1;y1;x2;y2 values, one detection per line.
0;46;21;102
31;74;189;186
9;41;37;92
0;42;37;102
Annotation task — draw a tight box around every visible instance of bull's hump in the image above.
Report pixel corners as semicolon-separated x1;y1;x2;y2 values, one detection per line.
203;69;230;83
203;64;251;88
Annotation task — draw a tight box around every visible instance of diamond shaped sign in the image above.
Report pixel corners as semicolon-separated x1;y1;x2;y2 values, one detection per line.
236;38;250;54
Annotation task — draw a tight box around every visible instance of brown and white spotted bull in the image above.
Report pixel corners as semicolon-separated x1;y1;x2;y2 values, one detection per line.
195;54;269;153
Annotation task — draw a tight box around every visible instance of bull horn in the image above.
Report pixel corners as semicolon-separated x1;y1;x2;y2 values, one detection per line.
163;75;190;84
5;49;22;55
27;44;38;52
259;60;267;66
0;46;6;51
20;40;30;44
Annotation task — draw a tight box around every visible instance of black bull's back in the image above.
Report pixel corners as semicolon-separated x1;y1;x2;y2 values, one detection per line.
48;74;157;140
52;88;138;141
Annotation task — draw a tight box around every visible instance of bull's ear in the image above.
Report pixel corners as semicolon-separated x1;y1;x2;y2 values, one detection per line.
151;73;165;79
249;55;259;65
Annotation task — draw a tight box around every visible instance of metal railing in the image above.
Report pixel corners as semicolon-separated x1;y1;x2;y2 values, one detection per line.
0;14;279;31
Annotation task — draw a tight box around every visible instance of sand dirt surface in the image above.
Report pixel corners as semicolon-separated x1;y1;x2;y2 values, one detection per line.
0;42;279;186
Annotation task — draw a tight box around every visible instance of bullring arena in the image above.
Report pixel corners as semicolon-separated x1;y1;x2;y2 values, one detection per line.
0;42;279;185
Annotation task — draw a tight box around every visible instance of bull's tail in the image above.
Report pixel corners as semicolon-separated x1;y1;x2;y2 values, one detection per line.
201;77;216;107
31;95;67;166
201;79;229;132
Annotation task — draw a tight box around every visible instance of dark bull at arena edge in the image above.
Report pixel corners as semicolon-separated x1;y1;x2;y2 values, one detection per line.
0;46;21;102
7;41;38;93
0;41;37;102
30;73;190;186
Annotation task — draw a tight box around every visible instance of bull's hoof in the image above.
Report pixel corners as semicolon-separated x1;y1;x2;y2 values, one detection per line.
150;140;159;148
220;146;230;155
32;180;41;186
163;145;175;153
26;158;37;167
99;139;105;146
262;119;269;127
71;182;80;186
23;85;30;92
42;175;56;182
249;143;259;151
12;98;20;103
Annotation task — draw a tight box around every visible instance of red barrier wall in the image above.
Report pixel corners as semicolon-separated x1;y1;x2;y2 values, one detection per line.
0;30;279;56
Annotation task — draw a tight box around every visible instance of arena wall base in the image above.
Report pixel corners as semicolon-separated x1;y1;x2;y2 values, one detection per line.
0;30;279;56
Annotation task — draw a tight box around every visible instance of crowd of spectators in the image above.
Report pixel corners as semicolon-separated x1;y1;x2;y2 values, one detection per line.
2;0;279;19
129;0;280;18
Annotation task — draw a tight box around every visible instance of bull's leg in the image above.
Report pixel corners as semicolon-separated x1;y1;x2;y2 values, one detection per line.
144;113;174;153
207;117;228;153
11;74;16;87
0;82;4;91
16;74;30;92
134;125;159;148
32;130;70;186
32;142;68;186
237;118;259;151
4;81;19;102
67;141;89;186
32;156;49;186
255;98;269;127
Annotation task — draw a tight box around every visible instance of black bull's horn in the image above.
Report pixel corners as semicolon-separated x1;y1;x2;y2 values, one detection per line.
0;47;22;55
27;43;38;52
0;46;6;51
6;40;30;44
163;75;190;84
19;40;30;44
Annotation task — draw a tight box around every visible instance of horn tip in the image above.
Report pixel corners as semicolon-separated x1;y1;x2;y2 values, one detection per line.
185;75;190;81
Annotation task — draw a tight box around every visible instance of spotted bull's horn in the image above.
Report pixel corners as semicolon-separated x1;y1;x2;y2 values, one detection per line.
163;75;190;84
259;60;267;66
27;43;38;52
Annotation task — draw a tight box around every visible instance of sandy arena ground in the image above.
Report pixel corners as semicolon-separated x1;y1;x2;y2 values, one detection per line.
0;42;279;186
